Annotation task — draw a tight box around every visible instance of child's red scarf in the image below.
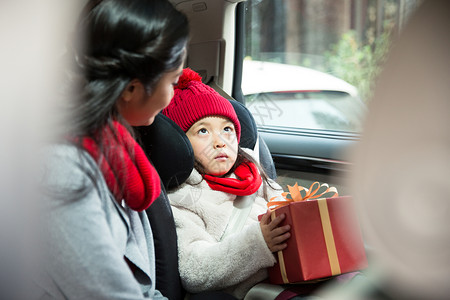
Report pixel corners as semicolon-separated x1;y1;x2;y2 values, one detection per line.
202;162;262;196
81;121;161;211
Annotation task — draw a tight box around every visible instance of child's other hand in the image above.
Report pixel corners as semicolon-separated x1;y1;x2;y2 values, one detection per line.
259;210;291;253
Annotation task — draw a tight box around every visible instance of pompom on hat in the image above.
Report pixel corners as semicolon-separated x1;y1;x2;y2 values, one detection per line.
162;68;241;142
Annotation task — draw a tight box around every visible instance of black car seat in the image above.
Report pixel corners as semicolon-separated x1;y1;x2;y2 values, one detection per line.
136;100;276;300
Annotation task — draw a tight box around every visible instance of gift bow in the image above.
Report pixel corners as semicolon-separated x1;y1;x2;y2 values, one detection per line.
268;181;338;210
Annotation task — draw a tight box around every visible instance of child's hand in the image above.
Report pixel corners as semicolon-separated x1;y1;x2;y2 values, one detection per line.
259;210;291;253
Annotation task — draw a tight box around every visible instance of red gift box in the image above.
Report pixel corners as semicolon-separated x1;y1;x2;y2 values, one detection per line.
264;183;368;284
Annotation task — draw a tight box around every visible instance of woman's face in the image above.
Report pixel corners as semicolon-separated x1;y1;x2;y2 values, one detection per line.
186;116;239;176
118;63;184;126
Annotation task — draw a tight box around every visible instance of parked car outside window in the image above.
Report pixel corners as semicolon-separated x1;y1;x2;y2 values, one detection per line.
242;59;366;132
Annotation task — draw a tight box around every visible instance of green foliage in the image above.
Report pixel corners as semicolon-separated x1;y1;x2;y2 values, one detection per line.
325;30;391;102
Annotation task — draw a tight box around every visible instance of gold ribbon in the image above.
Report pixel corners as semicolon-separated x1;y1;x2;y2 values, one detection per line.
317;198;341;275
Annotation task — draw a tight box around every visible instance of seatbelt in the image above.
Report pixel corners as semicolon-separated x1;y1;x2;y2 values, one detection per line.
220;192;257;241
253;135;260;164
219;137;261;241
244;283;285;300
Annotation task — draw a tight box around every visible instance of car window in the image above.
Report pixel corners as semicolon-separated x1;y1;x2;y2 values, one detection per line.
242;0;422;133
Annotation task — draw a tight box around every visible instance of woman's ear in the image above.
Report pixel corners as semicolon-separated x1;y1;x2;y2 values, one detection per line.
120;79;144;103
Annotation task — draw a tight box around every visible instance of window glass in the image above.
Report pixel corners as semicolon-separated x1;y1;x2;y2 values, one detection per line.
243;0;422;132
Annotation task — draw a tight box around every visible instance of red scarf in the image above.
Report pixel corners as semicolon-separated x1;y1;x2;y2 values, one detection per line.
202;162;262;196
81;121;161;211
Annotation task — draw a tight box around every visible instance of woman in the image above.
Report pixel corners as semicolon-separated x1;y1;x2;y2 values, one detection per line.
39;0;188;298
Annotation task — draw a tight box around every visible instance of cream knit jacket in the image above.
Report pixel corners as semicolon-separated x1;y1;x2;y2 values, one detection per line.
168;150;284;299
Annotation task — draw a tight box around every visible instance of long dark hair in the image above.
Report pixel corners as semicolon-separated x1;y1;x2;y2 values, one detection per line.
54;0;188;198
63;0;189;142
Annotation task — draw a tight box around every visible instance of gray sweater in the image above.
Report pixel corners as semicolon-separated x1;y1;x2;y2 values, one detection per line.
37;144;166;299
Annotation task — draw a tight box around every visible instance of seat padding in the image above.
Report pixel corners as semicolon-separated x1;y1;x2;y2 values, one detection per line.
230;100;276;179
136;113;194;191
145;183;185;300
229;100;257;150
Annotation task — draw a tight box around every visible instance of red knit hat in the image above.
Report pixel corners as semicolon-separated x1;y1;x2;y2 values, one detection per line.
162;68;241;142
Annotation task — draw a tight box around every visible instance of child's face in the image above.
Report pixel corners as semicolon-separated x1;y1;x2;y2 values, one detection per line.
186;116;238;176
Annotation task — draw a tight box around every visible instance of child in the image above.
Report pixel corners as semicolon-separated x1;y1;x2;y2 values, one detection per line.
162;68;291;299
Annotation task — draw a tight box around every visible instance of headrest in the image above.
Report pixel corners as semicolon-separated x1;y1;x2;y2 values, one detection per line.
136;100;258;190
230;100;257;150
135;113;194;190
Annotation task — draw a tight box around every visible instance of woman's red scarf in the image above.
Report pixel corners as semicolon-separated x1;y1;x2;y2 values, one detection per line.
81;121;161;211
202;162;262;196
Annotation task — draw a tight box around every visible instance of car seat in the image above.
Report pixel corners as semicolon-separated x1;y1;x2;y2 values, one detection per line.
135;100;277;300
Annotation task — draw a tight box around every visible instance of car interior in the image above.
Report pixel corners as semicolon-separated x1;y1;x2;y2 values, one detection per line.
136;0;362;298
136;0;368;299
58;0;443;299
3;0;449;299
